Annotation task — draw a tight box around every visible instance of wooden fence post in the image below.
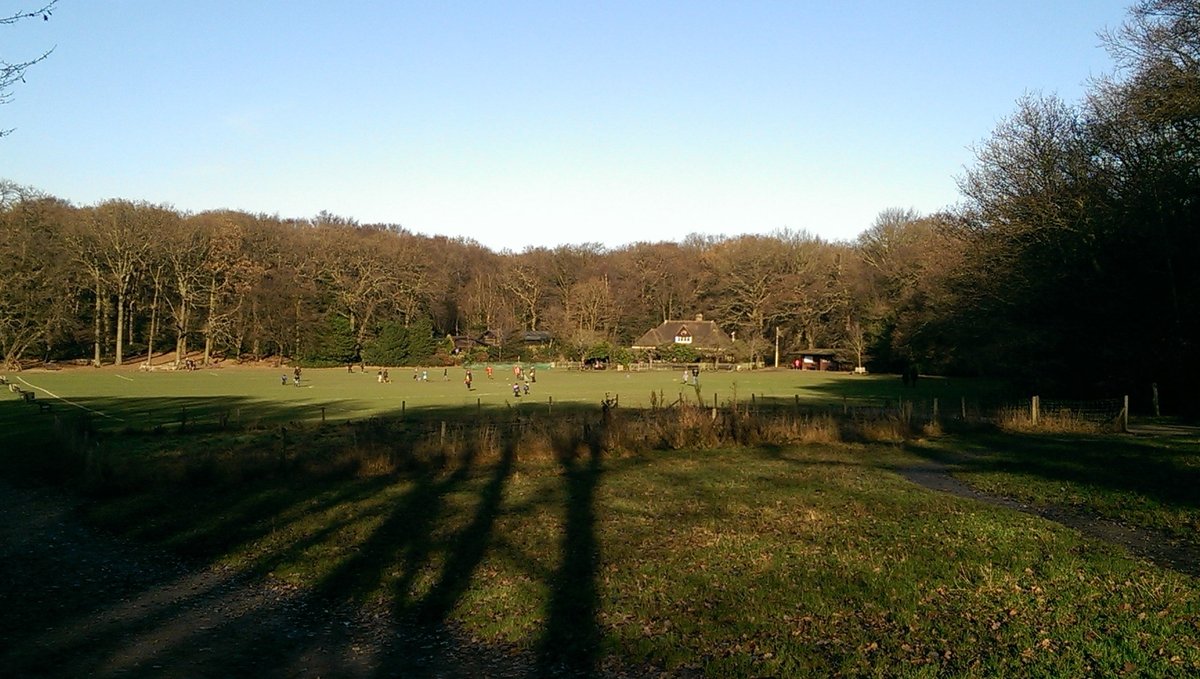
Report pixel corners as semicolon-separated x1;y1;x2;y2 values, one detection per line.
1032;395;1040;426
1123;395;1129;432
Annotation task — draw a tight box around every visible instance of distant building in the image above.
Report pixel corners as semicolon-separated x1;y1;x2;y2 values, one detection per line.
788;349;841;371
632;314;734;355
521;330;553;346
448;330;498;354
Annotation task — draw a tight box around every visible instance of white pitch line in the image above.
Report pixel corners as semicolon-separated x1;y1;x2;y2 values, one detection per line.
115;375;135;382
15;376;124;421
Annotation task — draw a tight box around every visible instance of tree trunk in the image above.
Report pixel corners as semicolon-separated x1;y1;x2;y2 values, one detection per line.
294;299;302;359
204;281;216;365
115;288;126;366
148;278;159;367
93;273;102;367
175;296;188;367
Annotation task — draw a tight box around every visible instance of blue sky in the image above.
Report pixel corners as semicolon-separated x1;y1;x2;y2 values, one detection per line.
4;1;1131;251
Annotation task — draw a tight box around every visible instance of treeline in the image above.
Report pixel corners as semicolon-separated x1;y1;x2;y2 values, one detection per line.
0;193;873;370
0;1;1196;409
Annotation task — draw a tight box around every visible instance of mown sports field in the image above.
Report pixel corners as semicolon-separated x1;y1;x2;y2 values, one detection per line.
1;365;1197;677
1;364;991;431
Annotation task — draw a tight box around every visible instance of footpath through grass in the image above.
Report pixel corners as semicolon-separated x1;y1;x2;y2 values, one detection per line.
911;431;1200;541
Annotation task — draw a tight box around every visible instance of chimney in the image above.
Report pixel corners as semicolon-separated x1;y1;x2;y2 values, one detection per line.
695;313;704;322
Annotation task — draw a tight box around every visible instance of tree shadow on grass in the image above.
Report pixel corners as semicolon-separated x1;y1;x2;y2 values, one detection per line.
0;394;632;677
535;424;605;677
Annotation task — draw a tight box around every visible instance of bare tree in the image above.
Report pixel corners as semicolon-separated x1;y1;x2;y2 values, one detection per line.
91;201;169;365
502;250;552;331
0;182;73;367
165;218;211;367
2;2;57;136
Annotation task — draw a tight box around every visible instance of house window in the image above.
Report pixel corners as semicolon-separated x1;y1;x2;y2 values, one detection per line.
674;327;692;344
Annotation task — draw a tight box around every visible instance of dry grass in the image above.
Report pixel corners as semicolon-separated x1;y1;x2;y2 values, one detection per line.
44;402;961;498
997;407;1115;434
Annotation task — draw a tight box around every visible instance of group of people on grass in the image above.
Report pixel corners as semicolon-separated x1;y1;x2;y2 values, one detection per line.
286;364;538;396
281;366;302;386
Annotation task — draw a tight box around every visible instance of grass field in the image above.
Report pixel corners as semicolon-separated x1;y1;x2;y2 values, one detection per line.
2;365;1197;677
54;435;1200;677
0;364;997;433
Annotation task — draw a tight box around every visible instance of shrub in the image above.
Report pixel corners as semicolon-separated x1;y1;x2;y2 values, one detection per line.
362;318;437;366
301;315;357;366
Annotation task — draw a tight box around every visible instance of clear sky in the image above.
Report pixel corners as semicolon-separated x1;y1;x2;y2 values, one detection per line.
3;1;1131;252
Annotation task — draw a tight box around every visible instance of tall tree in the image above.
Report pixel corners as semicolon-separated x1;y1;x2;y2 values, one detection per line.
0;183;73;367
91;200;166;365
164;217;211;367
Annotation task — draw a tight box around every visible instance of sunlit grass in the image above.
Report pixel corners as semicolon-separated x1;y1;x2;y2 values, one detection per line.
1;364;999;431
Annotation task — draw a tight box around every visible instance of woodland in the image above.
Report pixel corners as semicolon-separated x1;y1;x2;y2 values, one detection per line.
1;0;1197;411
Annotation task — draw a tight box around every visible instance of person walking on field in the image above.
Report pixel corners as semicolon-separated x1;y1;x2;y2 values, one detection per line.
465;370;473;390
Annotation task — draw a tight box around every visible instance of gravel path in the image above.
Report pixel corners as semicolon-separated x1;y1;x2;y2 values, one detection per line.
896;460;1200;578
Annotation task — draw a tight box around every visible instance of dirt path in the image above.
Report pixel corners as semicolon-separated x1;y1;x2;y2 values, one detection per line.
1126;421;1200;438
897;460;1200;578
0;481;572;679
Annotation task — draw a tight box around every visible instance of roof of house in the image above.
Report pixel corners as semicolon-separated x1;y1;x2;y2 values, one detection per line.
792;348;840;357
631;314;733;350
